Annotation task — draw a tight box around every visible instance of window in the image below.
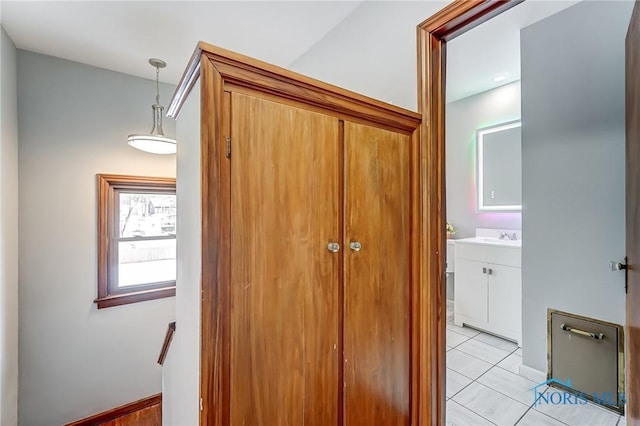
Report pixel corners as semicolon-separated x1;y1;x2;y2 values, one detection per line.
96;174;176;309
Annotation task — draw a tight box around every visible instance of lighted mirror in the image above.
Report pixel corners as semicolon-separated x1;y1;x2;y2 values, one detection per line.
477;120;522;211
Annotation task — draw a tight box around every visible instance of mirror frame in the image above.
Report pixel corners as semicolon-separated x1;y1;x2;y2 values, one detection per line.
477;120;522;211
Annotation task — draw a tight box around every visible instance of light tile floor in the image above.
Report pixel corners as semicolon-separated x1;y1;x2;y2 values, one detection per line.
446;303;625;426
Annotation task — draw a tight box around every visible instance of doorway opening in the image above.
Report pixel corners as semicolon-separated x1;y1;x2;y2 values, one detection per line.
419;1;634;424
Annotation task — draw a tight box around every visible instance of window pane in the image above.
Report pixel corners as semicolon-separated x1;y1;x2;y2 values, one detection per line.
118;239;176;287
119;193;176;238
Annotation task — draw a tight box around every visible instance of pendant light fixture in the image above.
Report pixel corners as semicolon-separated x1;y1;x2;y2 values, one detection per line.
128;58;177;154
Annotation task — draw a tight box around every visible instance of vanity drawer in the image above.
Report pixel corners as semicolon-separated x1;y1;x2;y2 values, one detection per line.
454;243;521;267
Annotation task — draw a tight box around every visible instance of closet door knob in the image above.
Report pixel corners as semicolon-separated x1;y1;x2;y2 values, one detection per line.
327;242;340;253
349;241;362;252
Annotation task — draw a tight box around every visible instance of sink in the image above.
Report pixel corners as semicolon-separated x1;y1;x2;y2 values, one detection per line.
455;237;521;247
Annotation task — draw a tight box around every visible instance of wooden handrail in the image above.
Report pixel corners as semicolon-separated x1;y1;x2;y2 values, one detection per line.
158;321;176;365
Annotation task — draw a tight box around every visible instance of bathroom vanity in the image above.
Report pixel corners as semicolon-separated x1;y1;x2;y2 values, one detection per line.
453;229;522;346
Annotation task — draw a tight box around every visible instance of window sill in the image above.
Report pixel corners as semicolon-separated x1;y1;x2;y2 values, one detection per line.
95;285;175;309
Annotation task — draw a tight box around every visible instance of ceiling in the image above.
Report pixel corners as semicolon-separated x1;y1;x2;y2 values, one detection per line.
0;0;613;105
0;1;363;85
446;0;582;103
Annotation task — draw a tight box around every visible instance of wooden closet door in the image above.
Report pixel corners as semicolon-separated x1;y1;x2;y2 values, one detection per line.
344;121;411;426
230;92;340;425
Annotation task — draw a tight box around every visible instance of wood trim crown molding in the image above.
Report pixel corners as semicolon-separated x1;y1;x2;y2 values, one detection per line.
158;321;176;365
415;1;524;425
418;0;524;40
65;394;161;426
168;42;421;132
167;47;202;118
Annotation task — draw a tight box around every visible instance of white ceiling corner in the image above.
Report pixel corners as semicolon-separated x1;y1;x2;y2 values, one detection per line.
446;0;582;103
1;0;614;102
0;1;364;84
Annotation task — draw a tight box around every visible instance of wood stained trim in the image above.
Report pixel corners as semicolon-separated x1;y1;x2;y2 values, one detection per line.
168;42;421;133
416;1;524;424
65;394;161;426
157;321;176;365
95;287;175;309
409;127;421;424
199;56;232;426
95;174;176;309
337;119;345;426
626;1;640;421
418;0;524;41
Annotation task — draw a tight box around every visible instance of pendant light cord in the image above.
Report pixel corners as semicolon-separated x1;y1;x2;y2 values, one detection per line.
155;66;160;105
127;58;176;154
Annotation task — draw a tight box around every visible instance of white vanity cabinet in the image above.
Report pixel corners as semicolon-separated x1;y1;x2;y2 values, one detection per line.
454;239;522;346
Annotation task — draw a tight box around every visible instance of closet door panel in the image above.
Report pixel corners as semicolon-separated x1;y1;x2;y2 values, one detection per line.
230;92;340;425
344;121;411;425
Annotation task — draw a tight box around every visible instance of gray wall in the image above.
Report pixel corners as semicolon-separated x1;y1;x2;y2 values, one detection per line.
162;80;201;425
520;1;632;373
17;51;176;425
446;81;522;238
290;1;447;111
0;26;19;426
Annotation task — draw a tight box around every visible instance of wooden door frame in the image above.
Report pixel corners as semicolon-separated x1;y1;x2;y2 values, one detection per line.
416;1;524;424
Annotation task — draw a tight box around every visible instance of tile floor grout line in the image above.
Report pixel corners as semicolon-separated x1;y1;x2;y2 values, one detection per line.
448;320;518;350
467;369;573;426
448;311;563;425
471;332;520;351
517;381;581;426
448;338;570;426
471;364;532;408
446;330;472;349
513;405;534;425
452;368;526;425
447;342;518;382
449;354;529;424
494;363;521;375
453;341;518;367
448;398;499;425
541;383;626;419
447;309;611;426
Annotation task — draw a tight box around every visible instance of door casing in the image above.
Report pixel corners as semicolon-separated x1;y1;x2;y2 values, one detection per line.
625;1;640;422
416;1;525;424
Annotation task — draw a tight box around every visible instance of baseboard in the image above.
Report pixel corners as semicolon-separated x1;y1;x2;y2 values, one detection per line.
66;394;161;426
519;364;546;383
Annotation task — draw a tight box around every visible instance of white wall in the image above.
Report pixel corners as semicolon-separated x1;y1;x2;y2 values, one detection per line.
17;51;176;425
0;25;19;426
446;81;522;238
520;1;631;373
163;80;201;426
290;1;447;111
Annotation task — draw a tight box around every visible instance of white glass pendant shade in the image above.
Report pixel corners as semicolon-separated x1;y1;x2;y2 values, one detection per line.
128;58;177;155
128;134;176;154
